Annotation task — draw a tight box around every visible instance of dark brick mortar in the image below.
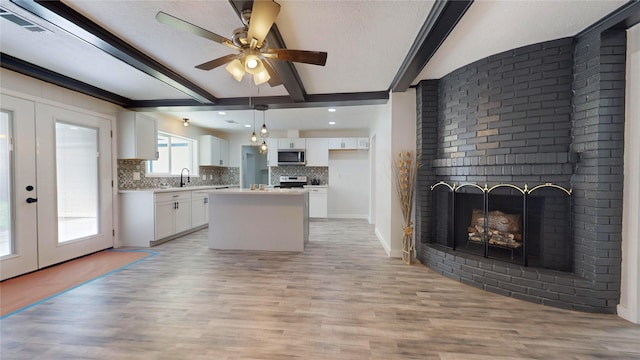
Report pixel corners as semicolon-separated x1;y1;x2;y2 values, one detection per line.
415;32;626;314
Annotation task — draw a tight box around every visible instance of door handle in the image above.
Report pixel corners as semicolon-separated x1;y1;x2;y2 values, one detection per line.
26;197;38;204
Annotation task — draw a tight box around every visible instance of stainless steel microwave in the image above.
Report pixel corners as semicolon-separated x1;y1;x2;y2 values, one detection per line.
277;149;306;166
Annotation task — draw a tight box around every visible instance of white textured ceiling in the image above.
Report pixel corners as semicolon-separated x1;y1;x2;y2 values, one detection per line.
416;0;626;81
0;0;629;133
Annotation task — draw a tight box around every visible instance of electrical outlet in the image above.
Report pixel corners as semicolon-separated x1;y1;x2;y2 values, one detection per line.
133;172;140;180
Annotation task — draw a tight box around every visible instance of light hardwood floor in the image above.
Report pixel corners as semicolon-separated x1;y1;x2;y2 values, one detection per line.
1;219;639;359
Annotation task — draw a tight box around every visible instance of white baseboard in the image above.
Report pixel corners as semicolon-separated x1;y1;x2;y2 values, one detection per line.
328;213;369;219
617;304;640;324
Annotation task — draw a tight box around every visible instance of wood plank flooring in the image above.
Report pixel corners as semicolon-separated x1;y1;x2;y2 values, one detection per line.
2;219;639;359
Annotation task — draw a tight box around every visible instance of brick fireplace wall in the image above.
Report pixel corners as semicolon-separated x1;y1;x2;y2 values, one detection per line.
416;31;627;313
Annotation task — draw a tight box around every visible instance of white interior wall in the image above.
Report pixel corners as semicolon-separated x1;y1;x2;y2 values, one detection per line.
389;89;417;257
372;96;393;255
618;23;640;325
1;69;119;116
327;150;370;218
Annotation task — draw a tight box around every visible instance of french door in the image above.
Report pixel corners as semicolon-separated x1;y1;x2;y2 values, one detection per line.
1;94;113;280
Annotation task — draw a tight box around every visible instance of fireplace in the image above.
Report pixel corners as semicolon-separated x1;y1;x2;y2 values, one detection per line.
431;182;572;272
415;32;627;313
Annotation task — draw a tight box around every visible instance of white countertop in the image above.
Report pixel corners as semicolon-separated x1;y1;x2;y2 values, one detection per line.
303;185;328;188
119;185;236;194
206;188;308;195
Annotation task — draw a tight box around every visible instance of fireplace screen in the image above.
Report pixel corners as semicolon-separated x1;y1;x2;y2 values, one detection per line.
430;182;572;271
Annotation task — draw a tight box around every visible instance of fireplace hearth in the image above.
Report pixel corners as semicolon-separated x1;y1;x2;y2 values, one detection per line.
431;182;572;272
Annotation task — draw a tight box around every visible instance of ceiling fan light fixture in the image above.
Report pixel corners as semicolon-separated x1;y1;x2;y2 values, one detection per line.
225;59;246;82
253;67;271;85
245;54;260;70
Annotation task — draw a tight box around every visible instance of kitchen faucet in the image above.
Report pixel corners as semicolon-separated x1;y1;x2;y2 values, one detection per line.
180;168;190;187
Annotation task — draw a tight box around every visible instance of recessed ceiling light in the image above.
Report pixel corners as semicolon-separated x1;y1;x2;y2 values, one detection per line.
328;108;336;112
218;111;227;115
329;121;336;125
244;124;251;128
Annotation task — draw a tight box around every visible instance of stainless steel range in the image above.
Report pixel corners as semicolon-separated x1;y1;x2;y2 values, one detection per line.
279;176;308;188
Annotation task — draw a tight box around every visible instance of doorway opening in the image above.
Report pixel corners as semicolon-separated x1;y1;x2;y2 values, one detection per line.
241;145;268;188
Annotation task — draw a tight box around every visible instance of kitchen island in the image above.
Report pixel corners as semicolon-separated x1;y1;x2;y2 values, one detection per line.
204;188;309;251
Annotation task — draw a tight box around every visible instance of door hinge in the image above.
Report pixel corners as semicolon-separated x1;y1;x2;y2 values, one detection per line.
112;229;115;236
111;180;114;187
110;130;113;138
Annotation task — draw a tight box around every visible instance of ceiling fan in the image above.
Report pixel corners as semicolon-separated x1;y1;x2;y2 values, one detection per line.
156;0;328;86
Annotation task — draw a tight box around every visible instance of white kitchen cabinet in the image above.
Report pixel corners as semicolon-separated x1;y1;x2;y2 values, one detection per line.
199;135;229;166
117;112;158;160
305;138;329;167
120;188;220;247
219;138;229;166
328;138;358;150
305;186;328;218
278;138;306;149
154;191;192;240
191;192;209;227
266;138;279;167
357;137;370;150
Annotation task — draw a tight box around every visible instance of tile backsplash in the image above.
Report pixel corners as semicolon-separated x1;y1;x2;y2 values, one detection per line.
118;160;239;190
269;166;329;186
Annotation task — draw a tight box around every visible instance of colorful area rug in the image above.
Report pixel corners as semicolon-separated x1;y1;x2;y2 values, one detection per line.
0;249;155;318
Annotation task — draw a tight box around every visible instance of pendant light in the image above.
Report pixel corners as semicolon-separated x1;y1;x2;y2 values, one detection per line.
260;140;268;154
248;83;258;144
250;107;258;144
260;106;269;138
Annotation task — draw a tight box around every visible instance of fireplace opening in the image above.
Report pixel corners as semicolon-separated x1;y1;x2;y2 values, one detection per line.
430;182;572;272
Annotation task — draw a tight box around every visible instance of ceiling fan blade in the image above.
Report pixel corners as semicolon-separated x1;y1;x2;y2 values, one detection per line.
195;54;240;71
247;0;281;49
156;11;238;50
261;59;282;87
263;49;328;66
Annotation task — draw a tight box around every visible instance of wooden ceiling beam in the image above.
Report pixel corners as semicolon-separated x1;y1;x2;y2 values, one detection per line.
390;0;473;92
10;0;219;104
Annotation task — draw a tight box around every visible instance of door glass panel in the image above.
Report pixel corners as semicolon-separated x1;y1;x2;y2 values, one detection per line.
0;111;13;256
56;122;99;243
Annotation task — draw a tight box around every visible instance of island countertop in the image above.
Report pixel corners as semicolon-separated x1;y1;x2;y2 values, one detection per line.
200;188;308;195
207;188;309;251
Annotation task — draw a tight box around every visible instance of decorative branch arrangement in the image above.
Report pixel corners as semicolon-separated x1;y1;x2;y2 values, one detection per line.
394;151;420;264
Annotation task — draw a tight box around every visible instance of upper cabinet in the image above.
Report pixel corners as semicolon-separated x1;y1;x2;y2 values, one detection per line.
357;137;370;150
278;138;306;150
328;137;369;151
328;138;358;150
266;138;279;167
117;112;158;160
306;138;329;167
199;135;229;166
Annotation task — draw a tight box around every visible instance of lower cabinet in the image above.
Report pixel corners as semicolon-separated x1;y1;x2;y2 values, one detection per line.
154;192;192;240
191;192;209;227
119;189;210;247
305;186;328;218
